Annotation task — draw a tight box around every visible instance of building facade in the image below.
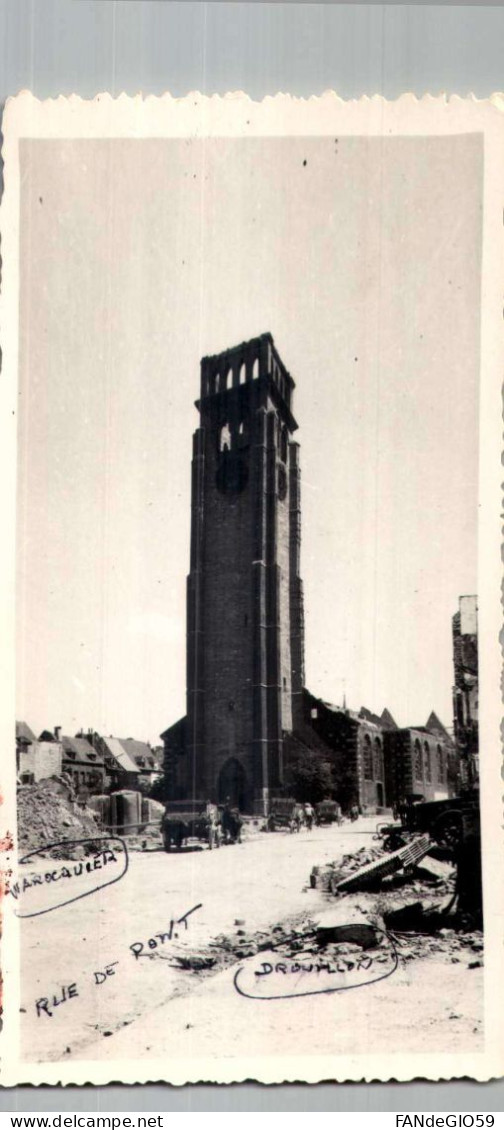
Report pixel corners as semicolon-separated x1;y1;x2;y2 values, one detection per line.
61;735;105;792
17;731;62;784
452;594;479;787
300;692;388;812
299;693;455;812
384;723;454;808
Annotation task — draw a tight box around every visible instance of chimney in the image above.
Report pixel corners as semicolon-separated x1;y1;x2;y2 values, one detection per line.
54;726;62;742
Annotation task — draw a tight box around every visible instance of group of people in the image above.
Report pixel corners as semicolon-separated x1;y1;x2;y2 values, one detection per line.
289;801;315;831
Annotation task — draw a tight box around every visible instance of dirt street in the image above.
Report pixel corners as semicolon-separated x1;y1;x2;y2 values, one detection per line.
17;817;483;1065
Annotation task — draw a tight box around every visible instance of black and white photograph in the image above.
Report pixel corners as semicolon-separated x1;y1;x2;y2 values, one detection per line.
1;92;502;1086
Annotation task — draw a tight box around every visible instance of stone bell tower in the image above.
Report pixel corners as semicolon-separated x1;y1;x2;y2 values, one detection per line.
186;332;304;814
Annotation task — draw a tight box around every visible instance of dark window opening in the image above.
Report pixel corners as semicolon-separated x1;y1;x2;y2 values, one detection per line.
424;742;432;783
280;425;288;463
414;740;422;781
363;735;373;780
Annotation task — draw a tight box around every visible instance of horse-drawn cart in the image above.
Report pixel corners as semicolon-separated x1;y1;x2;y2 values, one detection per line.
161;801;221;851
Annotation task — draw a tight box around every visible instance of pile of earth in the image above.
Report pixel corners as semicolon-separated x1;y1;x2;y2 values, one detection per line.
16;775;104;858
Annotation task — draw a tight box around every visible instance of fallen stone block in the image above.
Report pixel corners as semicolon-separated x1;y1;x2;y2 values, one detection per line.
412;855;454;883
310;864;336;890
314;902;385;951
383;900;448;934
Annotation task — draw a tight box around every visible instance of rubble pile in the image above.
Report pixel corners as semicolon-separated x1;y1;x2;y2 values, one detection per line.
16;776;104;858
311;845;386;892
167;907;392;977
162;917;319;975
309;838;483;968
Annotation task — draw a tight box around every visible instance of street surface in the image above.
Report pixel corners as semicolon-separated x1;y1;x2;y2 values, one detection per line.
17;818;483;1065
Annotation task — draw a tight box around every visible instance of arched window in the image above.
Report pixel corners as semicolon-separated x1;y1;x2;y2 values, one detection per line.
219;422;231;452
373;738;383;780
436;744;444;782
239;362;246;384
252;357;259;380
424;741;432;783
280;425;288;464
414;739;422;781
363;734;373;780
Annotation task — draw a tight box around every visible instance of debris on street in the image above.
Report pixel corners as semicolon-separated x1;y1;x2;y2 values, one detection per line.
16;777;105;858
307;823;483;971
333;834;432;893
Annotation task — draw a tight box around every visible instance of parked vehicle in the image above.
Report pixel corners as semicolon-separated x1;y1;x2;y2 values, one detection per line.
398;794;480;849
267;797;302;833
315;799;343;825
161;800;221;851
376;793;481;853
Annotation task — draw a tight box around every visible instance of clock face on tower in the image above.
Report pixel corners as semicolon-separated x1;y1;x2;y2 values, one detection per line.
216;450;249;495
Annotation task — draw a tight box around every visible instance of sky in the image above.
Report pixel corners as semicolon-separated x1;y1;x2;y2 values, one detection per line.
16;133;482;744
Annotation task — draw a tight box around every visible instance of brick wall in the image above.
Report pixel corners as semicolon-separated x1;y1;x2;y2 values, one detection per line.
186;348;302;812
384;728;452;806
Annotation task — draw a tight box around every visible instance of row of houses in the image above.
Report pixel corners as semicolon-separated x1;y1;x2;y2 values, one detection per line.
15;724;163;795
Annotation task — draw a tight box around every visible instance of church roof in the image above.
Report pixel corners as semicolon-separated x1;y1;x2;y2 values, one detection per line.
358;706;384;728
425;711;453;743
380;708;398;730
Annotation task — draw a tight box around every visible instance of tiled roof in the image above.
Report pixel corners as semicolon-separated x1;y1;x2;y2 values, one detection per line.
62;735;104;766
100;736;158;773
16;720;36;744
100;736;138;774
120;738;157;770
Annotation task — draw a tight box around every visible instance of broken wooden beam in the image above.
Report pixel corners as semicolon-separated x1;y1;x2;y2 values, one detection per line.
333;834;432;894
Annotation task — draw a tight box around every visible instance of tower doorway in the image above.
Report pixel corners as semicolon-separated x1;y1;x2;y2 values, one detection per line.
218;758;247;811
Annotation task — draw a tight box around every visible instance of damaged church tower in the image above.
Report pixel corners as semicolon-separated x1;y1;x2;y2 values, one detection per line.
184;333;305;814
